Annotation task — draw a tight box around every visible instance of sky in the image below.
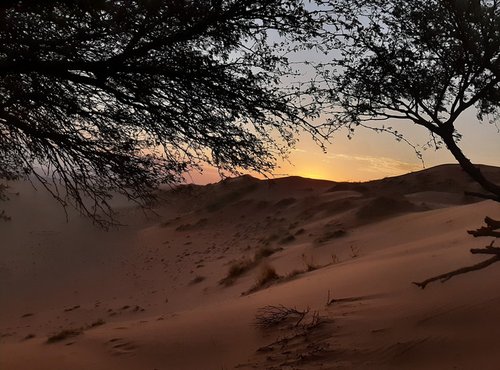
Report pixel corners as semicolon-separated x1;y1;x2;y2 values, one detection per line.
185;4;500;186
187;107;500;185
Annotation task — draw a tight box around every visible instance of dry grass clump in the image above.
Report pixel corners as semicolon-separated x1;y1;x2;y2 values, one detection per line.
301;253;318;272
219;258;254;286
220;245;285;286
243;264;281;295
255;264;279;287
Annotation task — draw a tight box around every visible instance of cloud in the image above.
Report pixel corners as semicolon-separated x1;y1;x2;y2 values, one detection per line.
325;153;422;176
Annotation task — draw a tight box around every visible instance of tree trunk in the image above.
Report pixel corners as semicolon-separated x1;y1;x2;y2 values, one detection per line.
441;132;500;201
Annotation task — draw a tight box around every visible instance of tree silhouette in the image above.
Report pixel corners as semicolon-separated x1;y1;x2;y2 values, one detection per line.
0;0;328;224
323;0;500;200
323;0;500;286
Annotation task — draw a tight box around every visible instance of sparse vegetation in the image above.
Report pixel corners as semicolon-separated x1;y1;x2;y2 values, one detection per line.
274;197;297;208
63;305;80;312
255;264;280;288
302;254;318;272
315;229;347;244
294;228;306;236
350;245;360;258
46;319;106;344
255;305;308;328
243;264;282;295
175;223;193;232
220;245;285;286
189;275;206;285
286;269;304;279
46;328;83;344
254;246;280;261
279;234;296;245
87;319;105;329
219;258;255;286
0;209;11;222
206;185;257;212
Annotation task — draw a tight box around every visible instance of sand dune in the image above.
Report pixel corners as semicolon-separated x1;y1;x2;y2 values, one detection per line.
1;164;500;369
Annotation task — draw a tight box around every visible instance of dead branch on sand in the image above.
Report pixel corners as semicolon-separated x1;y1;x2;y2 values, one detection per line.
413;217;500;289
255;305;309;329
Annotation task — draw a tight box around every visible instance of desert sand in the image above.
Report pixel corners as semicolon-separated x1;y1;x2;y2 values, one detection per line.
1;163;500;369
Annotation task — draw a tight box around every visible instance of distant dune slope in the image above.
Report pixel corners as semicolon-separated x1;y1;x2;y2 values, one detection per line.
1;164;500;370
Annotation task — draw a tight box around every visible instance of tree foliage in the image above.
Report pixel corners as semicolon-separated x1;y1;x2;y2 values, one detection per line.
0;0;328;224
322;0;500;200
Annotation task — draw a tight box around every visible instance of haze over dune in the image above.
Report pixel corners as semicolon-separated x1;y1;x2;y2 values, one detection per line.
1;164;500;369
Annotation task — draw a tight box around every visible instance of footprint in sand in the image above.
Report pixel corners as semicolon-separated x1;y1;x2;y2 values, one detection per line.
107;337;138;356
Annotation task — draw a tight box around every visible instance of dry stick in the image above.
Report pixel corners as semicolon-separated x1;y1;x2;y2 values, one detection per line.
468;229;500;238
470;241;499;255
413;255;500;289
468;217;500;237
485;217;500;229
414;215;500;289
